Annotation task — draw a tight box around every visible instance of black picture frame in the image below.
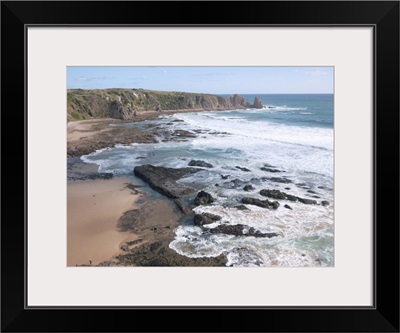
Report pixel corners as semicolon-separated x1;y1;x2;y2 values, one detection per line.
2;1;399;332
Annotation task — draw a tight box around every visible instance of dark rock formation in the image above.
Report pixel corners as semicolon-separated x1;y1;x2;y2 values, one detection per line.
252;97;264;109
117;209;141;232
188;160;213;168
125;183;143;195
241;197;280;209
263;163;276;167
236;166;251;172
174;199;192;214
171;130;196;138
194;213;222;226
243;185;255;192
121;239;144;251
267;177;292;184
260;189;287;200
133;164;200;199
284;204;293;210
194;191;216;205
161;130;196;142
321;200;330;207
229;94;251;108
260;189;318;205
247;227;279;238
116;241;228;266
261;167;283;173
106;196;228;267
231;179;244;186
297;197;318;205
67;172;113;182
221;178;245;189
234;205;250;211
296;183;311;189
206;224;278;238
208;224;245;236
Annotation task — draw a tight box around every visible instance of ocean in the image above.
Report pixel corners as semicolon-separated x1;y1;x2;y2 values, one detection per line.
81;94;334;267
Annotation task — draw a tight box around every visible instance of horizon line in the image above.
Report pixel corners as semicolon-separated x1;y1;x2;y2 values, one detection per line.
67;88;333;95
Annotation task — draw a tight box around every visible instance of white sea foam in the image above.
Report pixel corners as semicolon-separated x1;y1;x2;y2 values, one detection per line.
176;112;332;149
264;105;308;111
169;203;333;267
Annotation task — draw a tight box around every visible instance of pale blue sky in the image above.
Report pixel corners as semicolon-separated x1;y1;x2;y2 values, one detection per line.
67;66;333;94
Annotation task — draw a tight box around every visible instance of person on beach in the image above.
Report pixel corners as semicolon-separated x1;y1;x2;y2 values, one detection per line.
89;259;92;265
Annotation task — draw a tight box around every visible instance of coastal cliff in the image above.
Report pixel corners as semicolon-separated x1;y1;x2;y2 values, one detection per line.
67;89;263;121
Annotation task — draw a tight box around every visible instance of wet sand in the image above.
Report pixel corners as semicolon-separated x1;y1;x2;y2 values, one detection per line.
67;118;116;141
67;177;140;266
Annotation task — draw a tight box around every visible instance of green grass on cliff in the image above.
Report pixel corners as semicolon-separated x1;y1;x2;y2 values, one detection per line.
67;88;250;122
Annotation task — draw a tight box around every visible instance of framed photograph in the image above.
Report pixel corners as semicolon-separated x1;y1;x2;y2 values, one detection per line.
2;1;399;332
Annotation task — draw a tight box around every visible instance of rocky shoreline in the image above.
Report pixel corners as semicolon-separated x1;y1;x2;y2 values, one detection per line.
103;161;330;266
68;112;331;267
67;115;232;266
68;109;233;158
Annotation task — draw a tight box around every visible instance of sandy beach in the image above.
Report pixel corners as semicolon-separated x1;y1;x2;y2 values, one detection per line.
67;118;116;141
67;178;140;266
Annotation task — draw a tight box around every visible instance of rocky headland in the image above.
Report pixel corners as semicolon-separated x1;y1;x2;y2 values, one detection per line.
68;88;264;122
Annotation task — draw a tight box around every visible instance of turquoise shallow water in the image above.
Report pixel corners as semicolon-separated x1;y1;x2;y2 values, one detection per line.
81;94;334;267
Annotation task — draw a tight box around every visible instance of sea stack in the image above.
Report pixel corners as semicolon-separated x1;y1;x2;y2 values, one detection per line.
252;97;263;109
